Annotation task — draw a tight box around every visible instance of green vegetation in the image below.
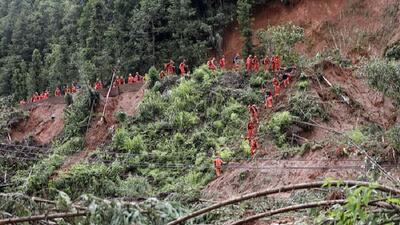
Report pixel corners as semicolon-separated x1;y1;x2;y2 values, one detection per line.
267;111;293;147
257;23;304;65
359;58;400;105
385;41;400;60
288;93;327;122
237;0;255;56
387;124;400;152
46;68;256;203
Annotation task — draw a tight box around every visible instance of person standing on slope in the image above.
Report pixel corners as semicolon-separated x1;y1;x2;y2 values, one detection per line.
179;59;187;76
55;87;62;96
207;57;216;71
248;104;259;123
273;77;280;96
250;139;259;158
214;153;225;177
246;55;253;73
252;56;260;73
219;55;226;70
264;91;273;109
247;120;256;140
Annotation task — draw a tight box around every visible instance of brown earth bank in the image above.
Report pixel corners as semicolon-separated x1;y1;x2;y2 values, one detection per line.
53;85;146;177
10;102;65;145
222;0;400;66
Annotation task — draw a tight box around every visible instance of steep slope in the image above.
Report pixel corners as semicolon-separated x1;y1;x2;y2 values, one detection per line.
10;103;65;145
202;61;399;200
223;0;400;65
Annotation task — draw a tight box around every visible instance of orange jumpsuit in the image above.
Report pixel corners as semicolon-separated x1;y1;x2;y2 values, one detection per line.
249;105;259;123
252;57;260;72
208;59;216;71
214;157;225;177
55;88;61;96
263;57;270;71
265;95;273;108
247;121;255;140
179;62;186;76
71;86;77;93
246;56;252;72
219;57;225;70
159;71;166;79
250;139;259;157
128;75;134;84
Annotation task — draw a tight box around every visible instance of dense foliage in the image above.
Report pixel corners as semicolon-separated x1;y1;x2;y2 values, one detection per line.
0;0;241;101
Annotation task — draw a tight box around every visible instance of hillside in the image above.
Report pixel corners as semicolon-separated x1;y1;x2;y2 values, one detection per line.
1;0;400;225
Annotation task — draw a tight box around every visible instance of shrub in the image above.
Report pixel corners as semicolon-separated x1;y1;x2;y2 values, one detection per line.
172;111;199;131
112;128;129;150
387;124;400;152
359;58;400;105
115;111;127;123
147;66;159;88
288;93;327;122
54;137;84;155
123;135;146;153
117;176;153;197
137;91;166;122
347;129;366;145
249;75;265;88
240;140;251;156
296;80;309;90
219;148;234;160
267;111;293;147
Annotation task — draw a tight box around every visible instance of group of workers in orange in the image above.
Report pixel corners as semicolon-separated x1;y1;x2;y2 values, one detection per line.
160;59;190;78
245;54;281;73
207;56;226;71
214;54;297;177
20;83;79;106
109;72;144;89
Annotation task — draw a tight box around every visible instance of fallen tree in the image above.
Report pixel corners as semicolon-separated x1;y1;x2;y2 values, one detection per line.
167;180;400;225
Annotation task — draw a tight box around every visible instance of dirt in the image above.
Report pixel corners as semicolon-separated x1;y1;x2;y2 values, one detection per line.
222;0;400;67
53;85;146;177
10;103;65;145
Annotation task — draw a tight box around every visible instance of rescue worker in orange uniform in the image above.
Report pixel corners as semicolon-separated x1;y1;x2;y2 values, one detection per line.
55;87;62;96
179;59;187;76
248;104;259;123
165;60;175;75
31;92;39;102
246;55;253;73
44;90;49;99
70;85;77;93
283;73;291;88
262;56;270;71
214;153;225;177
264;91;273;109
252;56;260;73
219;55;226;70
128;74;135;84
159;70;166;79
247;121;256;140
134;72;143;82
207;57;216;71
273;77;280;96
95;80;103;90
250;139;259;158
19;99;26;106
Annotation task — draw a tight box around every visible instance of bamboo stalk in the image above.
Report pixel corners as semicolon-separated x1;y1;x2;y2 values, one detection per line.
0;211;88;225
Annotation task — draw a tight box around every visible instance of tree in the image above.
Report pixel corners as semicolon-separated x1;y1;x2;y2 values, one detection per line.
237;0;254;57
27;49;43;95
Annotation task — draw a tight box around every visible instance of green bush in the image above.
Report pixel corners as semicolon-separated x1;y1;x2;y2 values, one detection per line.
147;66;159;88
288;93;327;122
54;137;83;155
123;135;146;153
359;58;400;105
267;111;293;147
249;75;265;88
387;124;400;152
240;140;251;156
137;91;166;122
115;111;127;124
347;129;366;145
117;176;153;197
296;80;309;90
112;128;129;150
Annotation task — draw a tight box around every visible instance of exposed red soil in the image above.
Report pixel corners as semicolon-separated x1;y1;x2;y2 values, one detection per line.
223;0;400;67
54;85;146;177
10;103;65;145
